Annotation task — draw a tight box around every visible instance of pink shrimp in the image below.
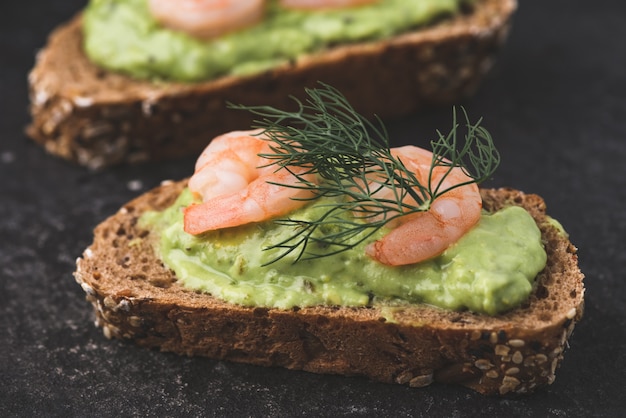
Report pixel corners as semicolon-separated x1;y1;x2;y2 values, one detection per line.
184;130;317;234
148;0;264;39
364;145;482;266
279;0;379;10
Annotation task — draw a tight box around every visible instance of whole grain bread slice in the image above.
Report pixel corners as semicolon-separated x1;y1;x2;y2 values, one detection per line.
28;0;516;169
74;180;584;395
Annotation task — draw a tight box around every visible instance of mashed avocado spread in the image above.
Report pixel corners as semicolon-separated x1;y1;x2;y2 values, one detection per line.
141;188;547;315
83;0;465;82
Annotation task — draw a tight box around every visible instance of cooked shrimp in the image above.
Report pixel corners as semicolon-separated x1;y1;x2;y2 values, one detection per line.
148;0;264;39
364;145;482;266
279;0;379;10
184;130;317;234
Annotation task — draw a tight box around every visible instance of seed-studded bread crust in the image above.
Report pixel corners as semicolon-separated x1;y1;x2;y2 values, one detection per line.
74;181;584;395
28;0;516;169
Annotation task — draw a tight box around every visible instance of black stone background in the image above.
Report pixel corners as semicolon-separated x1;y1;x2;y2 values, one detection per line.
1;1;625;416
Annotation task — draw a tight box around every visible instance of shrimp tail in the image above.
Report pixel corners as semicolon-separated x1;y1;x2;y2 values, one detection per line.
364;216;449;266
364;241;392;265
183;193;264;234
183;202;219;235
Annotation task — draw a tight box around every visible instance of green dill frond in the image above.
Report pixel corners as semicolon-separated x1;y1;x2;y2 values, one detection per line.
229;83;499;264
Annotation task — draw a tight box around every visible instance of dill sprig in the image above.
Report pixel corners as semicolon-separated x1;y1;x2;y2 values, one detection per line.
230;83;499;264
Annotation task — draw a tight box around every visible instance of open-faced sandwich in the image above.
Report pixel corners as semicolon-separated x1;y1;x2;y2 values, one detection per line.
28;0;517;169
75;84;584;395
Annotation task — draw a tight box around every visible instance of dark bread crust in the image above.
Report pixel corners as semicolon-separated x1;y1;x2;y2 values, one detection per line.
74;181;584;395
28;0;517;169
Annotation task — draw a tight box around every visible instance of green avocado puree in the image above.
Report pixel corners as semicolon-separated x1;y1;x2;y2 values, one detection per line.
83;0;465;82
141;189;547;315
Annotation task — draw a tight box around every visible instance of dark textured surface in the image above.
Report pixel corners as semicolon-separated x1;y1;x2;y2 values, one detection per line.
1;0;624;416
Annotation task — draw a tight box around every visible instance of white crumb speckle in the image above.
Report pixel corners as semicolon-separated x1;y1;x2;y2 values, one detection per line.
73;96;94;107
1;151;15;164
34;88;49;106
127;179;143;191
80;282;95;296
